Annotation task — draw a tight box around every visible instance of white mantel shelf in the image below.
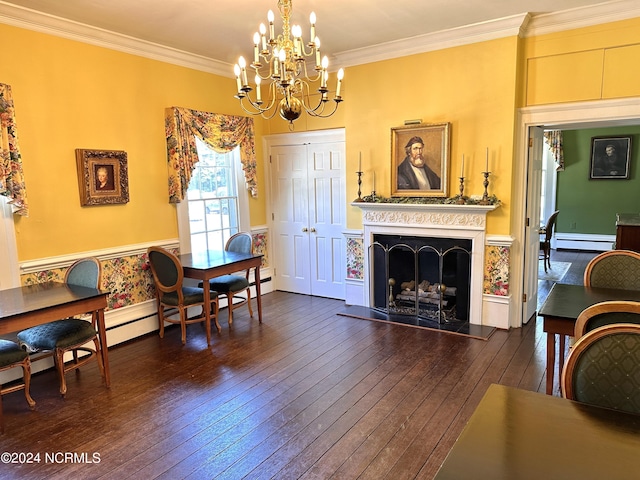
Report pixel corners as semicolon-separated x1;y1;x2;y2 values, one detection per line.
352;202;497;230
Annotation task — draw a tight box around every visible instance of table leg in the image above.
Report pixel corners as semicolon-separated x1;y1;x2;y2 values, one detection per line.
96;309;110;387
255;265;262;323
203;284;214;343
558;334;567;386
546;332;555;395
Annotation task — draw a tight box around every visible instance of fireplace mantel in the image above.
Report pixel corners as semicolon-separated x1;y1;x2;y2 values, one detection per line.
352;202;497;229
353;202;498;326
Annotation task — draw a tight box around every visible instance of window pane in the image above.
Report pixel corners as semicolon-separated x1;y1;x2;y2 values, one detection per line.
187;137;240;253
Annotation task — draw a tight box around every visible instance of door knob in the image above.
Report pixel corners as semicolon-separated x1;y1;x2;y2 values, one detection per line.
310;228;316;233
302;227;308;232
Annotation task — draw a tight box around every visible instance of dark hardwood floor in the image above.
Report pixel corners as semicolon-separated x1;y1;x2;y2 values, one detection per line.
0;250;598;479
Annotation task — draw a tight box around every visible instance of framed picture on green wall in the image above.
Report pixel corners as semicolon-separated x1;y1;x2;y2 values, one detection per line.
589;136;631;180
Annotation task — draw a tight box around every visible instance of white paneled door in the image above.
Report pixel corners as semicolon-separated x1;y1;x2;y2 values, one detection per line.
269;130;346;299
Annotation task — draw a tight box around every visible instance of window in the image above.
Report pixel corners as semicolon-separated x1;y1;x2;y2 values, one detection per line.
178;137;248;254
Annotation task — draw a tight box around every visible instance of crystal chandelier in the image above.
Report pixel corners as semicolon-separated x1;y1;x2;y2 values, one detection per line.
233;0;344;126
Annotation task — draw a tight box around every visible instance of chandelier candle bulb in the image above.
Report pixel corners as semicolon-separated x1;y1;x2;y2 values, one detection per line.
268;10;275;41
320;56;329;88
310;12;316;44
336;68;344;98
234;64;242;94
253;33;260;64
259;23;267;51
315;37;321;67
238;56;248;87
255;76;262;103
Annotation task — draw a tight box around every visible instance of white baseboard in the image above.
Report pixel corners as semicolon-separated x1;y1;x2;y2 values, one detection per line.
554;232;615;252
483;294;511;330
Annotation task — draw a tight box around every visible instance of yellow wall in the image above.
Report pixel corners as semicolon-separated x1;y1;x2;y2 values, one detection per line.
1;24;267;260
523;17;640;105
345;37;519;234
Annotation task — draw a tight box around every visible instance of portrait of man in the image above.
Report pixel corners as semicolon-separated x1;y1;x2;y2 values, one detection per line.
397;136;441;190
590;137;631;179
391;123;450;197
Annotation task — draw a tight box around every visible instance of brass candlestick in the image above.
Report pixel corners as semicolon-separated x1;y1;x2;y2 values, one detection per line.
353;170;364;202
456;176;466;204
479;171;491;205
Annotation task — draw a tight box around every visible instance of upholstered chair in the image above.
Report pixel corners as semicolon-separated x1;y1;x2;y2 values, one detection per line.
201;232;254;325
0;339;36;433
561;323;640;414
17;257;104;396
147;246;220;345
574;300;640;340
583;250;640;290
539;210;559;273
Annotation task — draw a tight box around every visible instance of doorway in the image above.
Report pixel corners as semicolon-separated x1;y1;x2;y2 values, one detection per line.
266;129;346;300
515;98;640;328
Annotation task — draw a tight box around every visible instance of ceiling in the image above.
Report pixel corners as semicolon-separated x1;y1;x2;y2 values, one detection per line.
1;0;622;67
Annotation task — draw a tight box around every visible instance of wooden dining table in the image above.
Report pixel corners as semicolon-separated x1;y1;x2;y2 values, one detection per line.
0;281;111;387
178;250;264;333
434;384;640;479
539;282;640;394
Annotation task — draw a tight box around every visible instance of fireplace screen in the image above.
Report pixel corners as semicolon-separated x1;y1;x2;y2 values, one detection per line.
370;235;471;324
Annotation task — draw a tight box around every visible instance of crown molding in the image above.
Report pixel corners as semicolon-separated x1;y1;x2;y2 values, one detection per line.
333;14;531;69
0;1;231;76
524;0;640;37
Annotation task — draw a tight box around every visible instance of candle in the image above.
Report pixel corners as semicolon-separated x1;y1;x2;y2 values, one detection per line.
373;171;376;191
461;154;464;177
359;152;362;172
485;147;489;172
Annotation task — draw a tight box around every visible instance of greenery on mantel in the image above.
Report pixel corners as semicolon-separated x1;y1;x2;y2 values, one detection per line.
359;194;501;206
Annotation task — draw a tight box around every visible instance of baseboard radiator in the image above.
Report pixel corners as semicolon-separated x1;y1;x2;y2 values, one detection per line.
554;232;615;252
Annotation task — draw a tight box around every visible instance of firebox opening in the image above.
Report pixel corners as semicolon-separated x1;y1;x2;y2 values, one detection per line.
371;234;472;324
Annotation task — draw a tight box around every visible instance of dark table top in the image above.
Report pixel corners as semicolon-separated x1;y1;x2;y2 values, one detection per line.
178;250;262;270
435;384;640;480
0;281;106;320
539;283;640;321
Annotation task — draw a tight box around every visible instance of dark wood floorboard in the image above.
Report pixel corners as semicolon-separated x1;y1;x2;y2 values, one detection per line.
0;251;598;479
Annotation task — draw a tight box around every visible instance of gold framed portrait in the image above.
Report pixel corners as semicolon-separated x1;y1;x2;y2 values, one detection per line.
76;149;129;206
391;123;450;197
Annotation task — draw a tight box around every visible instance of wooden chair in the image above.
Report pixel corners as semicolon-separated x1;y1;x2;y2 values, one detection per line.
0;339;36;433
583;249;640;290
574;300;640;340
201;232;254;325
561;323;640;414
17;257;105;396
539;210;559;273
147;246;220;345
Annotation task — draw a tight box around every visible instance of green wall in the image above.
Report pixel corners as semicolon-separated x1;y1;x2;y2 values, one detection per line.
557;126;640;235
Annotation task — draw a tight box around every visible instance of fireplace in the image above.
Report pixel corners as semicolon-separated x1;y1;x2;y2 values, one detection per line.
355;202;496;326
371;234;471;324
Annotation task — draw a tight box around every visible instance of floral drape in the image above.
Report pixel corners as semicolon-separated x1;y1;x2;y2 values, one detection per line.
543;130;565;171
0;83;28;216
165;107;257;202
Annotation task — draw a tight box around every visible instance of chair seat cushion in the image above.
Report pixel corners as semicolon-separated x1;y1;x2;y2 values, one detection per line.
0;339;28;367
17;319;97;352
161;286;217;306
203;275;249;293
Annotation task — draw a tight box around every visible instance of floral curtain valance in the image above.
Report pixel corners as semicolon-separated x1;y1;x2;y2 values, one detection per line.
164;107;257;203
543;130;565;171
0;83;28;216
